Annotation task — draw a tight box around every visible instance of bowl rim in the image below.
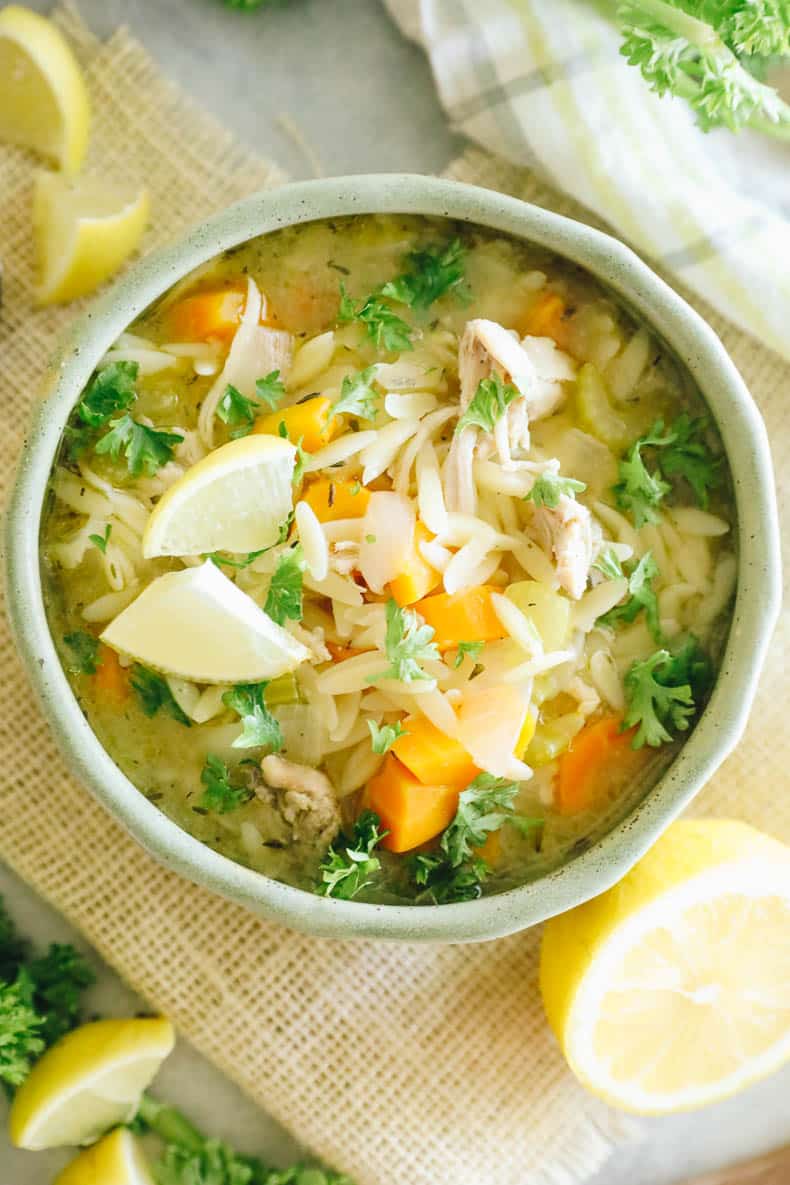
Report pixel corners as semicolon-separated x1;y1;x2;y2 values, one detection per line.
6;173;781;942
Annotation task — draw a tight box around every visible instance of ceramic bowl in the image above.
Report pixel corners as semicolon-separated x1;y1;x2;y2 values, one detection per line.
6;175;781;942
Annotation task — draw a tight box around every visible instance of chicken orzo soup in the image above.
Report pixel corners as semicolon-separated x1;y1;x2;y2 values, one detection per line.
41;215;735;904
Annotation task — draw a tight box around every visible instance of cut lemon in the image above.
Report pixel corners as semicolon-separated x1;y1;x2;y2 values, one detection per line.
0;5;90;174
54;1128;154;1185
101;559;310;683
143;434;296;558
33;171;149;305
9;1017;174;1150
540;820;790;1115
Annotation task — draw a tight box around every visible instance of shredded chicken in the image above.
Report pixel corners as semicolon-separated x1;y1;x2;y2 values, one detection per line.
256;754;341;847
530;494;597;600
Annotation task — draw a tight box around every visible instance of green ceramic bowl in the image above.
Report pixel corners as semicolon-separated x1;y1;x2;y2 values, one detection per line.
6;176;781;942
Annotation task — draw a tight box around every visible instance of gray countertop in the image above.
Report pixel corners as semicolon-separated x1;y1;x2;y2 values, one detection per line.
4;2;790;1182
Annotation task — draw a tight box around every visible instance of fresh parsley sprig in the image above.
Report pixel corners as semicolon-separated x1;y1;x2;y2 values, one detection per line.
130;665;192;727
455;371;520;436
264;544;304;625
95;414;183;477
217;371;285;438
614;415;722;525
367;719;408;754
338;285;413;353
598;549;664;643
371;598;440;684
63;631;101;676
198;754;253;814
524;472;587;509
613;422;674;527
318;811;388;899
64;361;139;461
89;523;112;553
623;637;712;748
223;683;283;751
453;640;485;669
330;366;380;421
380;238;469;310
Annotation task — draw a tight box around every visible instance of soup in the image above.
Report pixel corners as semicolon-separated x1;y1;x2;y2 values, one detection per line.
41;215;735;904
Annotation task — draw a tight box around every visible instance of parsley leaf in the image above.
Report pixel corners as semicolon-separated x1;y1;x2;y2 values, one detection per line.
264;545;304;626
254;369;286;410
371;598;439;684
0;973;44;1089
89;523;112;554
440;773;521;866
63;631;101;675
77;361;139;427
598;550;663;643
455;372;520;436
217;383;259;438
130;665;192;727
367;719;408;754
24;944;95;1048
592;546;625;581
622;639;711;749
95;414;183;477
410;853;490;903
658;413;723;508
380;239;469;310
223;683;283;752
207;548;266;569
524;472;587;509
199;754;253;814
453;640;485;668
330;366;380;421
613;421;673;527
338;284;414;352
318;811;388;899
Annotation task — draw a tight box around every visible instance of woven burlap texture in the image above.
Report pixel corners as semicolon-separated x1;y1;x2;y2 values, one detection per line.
1;7;787;1185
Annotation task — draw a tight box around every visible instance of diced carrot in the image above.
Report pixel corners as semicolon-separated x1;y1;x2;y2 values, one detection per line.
326;641;370;663
414;585;507;652
366;474;393;492
93;644;129;705
362;754;459;853
388;522;442;607
303;477;370;523
254;395;340;453
168;288;246;342
555;715;642;815
392;714;480;790
518;291;568;346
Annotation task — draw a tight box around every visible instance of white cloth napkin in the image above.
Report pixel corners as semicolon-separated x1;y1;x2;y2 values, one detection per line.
385;0;790;362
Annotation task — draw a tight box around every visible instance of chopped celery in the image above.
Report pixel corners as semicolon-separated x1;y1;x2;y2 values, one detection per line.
506;581;571;652
264;672;302;707
575;363;630;451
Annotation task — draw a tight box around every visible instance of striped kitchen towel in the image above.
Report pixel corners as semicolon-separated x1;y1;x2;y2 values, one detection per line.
385;0;790;362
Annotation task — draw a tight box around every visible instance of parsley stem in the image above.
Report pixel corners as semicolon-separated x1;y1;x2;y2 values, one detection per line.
136;1093;205;1154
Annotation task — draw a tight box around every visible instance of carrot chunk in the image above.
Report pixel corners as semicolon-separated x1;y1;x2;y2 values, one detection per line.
392;714;479;790
388;522;441;607
555;715;643;815
518;292;567;345
362;754;459;853
167;288;246;342
254;395;340;453
93;644;129;705
303;477;370;523
414;585;506;652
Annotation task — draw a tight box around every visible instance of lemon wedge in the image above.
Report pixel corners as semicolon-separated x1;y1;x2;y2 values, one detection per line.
0;5;90;174
33;171;149;305
9;1017;174;1150
143;434;296;558
101;560;310;683
54;1128;154;1185
540;820;790;1115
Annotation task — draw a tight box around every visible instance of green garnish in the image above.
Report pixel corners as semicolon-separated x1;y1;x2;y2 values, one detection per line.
455;372;520;436
330;366;380;421
317;811;388;899
89;523;112;554
222;683;283;752
623;637;712;748
617;1;790;138
198;754;252;814
95;414;183;477
367;719;408;755
657;413;723;508
217;383;259;438
592;546;625;581
453;640;485;668
264;544;304;626
371;598;440;684
254;369;286;410
207;548;266;569
614;416;722;526
63;631;101;675
613;422;673;527
338;284;413;352
380;239;469;310
524;472;587;509
0;898;94;1089
77;361;139;427
130;665;192;727
598;550;663;643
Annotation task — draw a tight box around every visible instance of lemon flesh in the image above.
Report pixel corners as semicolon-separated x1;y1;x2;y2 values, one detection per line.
33;171;149;305
540;820;790;1114
0;5;90;174
9;1017;174;1150
54;1127;154;1185
101;559;310;683
143;434;296;558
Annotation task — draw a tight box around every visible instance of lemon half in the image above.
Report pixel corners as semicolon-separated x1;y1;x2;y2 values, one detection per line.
0;5;90;174
101;560;310;684
33;172;149;305
54;1127;154;1185
143;434;296;558
540;820;790;1114
9;1017;174;1150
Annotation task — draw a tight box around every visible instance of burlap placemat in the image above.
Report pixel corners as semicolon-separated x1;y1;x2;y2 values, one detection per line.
0;7;787;1185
